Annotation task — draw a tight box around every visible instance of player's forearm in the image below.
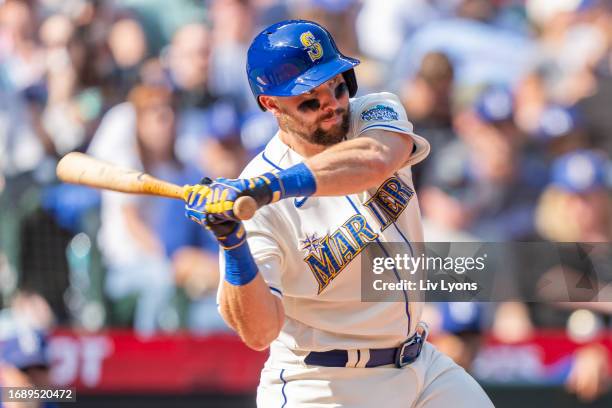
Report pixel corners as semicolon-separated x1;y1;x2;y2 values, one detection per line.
306;135;413;196
219;275;284;351
269;133;413;202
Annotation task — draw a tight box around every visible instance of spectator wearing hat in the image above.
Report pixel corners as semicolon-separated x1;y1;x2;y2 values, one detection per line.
532;105;590;160
420;86;547;240
536;149;611;242
528;149;612;401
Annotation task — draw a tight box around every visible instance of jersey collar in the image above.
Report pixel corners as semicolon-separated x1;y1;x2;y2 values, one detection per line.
262;132;305;171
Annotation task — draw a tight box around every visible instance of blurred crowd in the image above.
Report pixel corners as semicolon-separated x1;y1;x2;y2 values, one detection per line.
0;0;611;402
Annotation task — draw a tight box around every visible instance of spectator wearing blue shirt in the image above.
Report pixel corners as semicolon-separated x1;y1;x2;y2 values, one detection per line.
420;86;547;240
96;84;221;335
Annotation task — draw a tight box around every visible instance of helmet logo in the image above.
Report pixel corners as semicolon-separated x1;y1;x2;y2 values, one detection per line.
300;31;323;62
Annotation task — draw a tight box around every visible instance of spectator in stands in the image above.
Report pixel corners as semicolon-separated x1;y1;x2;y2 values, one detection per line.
0;0;51;176
97;84;219;336
112;0;206;55
571;1;612;158
526;0;610;106
420;86;547;240
576;64;612;158
387;0;536;92
400;52;457;188
531;105;590;161
422;302;485;371
0;330;56;408
529;150;612;401
166;23;212;107
0;289;57;406
536;149;611;243
38;13;105;157
90;21;247;179
0;0;45;93
401;52;455;134
517;1;611;154
166;22;246;178
356;0;457;64
208;0;258;113
106;17;150;101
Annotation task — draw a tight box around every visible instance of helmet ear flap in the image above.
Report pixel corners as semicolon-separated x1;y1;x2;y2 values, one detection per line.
342;69;358;98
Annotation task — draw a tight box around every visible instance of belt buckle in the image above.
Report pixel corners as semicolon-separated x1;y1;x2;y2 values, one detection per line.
395;323;428;368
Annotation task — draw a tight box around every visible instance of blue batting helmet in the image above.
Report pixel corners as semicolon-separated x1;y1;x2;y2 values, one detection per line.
246;20;360;111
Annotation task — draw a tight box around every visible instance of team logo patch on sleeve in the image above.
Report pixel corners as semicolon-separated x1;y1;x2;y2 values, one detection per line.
360;105;399;122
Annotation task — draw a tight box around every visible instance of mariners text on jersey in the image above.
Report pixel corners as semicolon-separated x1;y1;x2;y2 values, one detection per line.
302;176;415;294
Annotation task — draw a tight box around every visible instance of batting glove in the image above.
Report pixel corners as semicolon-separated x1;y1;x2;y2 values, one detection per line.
184;178;245;248
185;162;317;222
185;178;259;285
184;173;282;222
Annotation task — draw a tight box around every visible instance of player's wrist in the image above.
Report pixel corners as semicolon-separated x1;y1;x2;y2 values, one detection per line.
215;222;247;250
247;163;316;206
247;172;283;206
276;162;317;199
223;241;258;286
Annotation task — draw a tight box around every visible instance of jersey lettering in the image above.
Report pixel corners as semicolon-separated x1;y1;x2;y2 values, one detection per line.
364;176;414;231
304;214;379;294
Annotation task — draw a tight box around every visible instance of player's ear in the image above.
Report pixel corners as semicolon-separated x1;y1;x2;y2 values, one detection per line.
260;96;281;114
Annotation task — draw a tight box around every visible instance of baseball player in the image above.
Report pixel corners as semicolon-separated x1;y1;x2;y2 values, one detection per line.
184;20;493;407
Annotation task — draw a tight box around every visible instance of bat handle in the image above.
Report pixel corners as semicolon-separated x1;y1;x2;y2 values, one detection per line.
234;196;258;221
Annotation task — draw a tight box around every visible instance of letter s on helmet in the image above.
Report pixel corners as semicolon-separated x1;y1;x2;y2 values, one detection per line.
246;20;360;111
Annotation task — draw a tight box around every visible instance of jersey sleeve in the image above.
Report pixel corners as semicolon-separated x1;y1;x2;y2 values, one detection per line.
351;92;430;167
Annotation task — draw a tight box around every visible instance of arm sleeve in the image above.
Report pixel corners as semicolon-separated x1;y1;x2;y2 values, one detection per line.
351;92;430;167
217;204;286;302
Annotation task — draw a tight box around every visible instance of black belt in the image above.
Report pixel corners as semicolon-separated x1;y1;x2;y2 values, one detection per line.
304;328;427;369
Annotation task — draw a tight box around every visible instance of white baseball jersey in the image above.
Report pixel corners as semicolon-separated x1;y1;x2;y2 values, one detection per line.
219;92;431;352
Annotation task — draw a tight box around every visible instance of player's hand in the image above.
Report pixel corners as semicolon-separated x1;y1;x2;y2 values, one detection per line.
184;174;282;222
184;177;249;249
204;214;247;250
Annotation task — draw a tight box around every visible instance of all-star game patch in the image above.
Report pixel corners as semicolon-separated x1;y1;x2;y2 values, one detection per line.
360;105;399;122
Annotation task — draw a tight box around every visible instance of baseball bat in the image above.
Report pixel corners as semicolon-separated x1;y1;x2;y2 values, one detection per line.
56;152;257;221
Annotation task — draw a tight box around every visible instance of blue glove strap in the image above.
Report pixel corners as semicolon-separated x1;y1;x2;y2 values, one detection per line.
224;242;258;286
278;162;317;198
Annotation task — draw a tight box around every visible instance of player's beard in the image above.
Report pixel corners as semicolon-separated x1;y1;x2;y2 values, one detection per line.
279;107;350;147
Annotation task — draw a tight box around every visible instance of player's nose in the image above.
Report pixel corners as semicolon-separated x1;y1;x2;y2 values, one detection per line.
318;84;341;112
